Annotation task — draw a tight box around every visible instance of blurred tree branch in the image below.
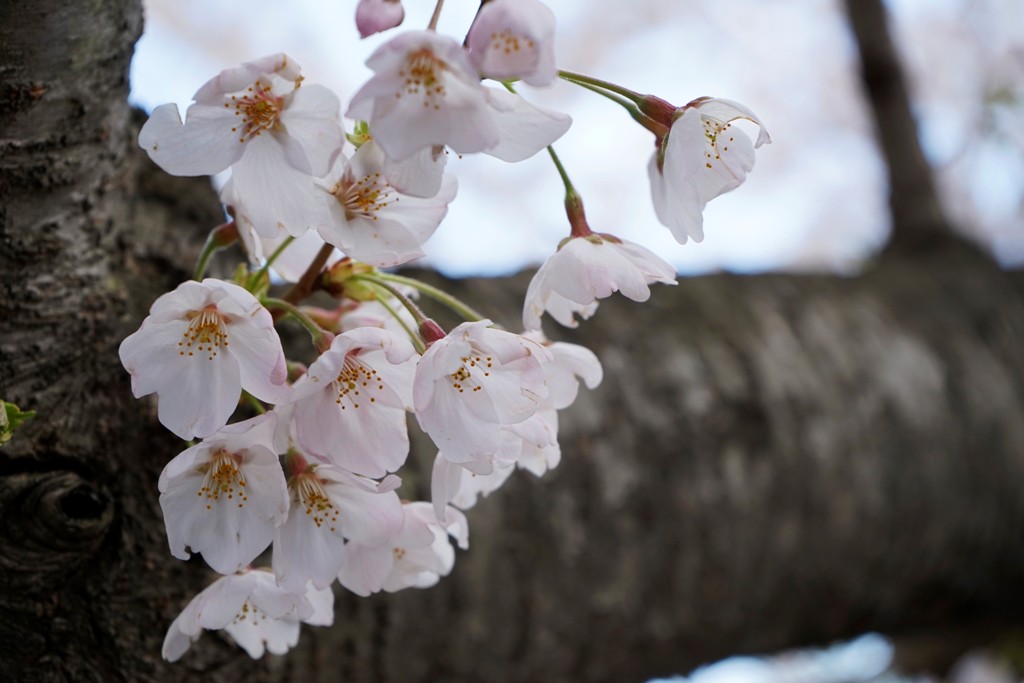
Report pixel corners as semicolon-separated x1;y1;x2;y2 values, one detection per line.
843;0;959;253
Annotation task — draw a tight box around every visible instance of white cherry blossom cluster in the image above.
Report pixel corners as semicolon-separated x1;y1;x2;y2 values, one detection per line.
122;0;769;661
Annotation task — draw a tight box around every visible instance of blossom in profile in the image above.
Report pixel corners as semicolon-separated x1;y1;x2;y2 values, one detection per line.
648;97;771;244
139;53;342;237
467;0;557;86
158;413;289;575
118;278;288;440
522;234;677;331
356;0;405;38
162;568;333;661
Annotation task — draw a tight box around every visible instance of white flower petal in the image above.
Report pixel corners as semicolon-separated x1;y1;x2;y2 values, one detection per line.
139;103;244;176
231;135;318;238
481;87;571;162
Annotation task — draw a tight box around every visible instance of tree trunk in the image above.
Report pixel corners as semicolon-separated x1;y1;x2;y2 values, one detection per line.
3;1;1023;682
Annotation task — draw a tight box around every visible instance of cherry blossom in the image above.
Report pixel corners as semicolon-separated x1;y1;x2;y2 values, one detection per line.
273;460;404;593
649;97;771;244
162;568;333;661
119;278;288;440
431;335;602;513
522;234;678;331
158;413;288;575
413;320;550;470
338;502;469;596
347;31;500;161
290;327;417;478
315;141;458;267
356;0;405;38
139;53;343;237
467;0;557;86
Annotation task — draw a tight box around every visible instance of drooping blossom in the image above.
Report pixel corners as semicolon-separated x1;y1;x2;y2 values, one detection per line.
273;458;404;593
158;413;289;575
347;31;500;161
648;97;771;244
522;234;677;331
413;320;550;471
315;141;457;267
467;0;557;86
162;568;333;661
356;0;405;38
338;501;468;596
139;53;343;237
290;327;417;478
119;278;289;440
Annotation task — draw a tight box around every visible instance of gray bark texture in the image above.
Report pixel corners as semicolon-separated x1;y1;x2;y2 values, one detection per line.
2;0;1023;682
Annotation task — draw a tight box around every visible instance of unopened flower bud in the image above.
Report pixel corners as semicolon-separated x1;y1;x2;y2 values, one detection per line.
356;0;404;39
419;319;446;345
209;220;239;248
320;259;376;299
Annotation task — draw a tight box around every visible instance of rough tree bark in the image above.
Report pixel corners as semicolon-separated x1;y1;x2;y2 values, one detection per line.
2;1;1023;682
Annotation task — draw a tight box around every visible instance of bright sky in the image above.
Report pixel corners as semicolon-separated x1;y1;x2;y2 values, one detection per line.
129;0;1023;277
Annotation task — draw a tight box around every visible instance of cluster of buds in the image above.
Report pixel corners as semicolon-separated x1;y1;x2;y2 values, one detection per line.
123;0;769;661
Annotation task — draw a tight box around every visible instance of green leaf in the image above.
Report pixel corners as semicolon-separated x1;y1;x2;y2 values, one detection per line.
0;399;36;447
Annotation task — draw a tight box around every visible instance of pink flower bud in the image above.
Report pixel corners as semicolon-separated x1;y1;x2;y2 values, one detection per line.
355;0;404;39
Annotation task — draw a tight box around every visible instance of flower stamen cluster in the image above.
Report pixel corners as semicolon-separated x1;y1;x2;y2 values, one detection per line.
229;80;286;142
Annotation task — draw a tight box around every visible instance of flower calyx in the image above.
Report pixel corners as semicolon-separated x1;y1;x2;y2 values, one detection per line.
320;259;377;300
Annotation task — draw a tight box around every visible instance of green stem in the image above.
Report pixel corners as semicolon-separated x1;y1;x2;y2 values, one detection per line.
247;236;296;291
558;69;644;104
560;78;669;138
352;275;430;325
242;391;267;415
261;296;331;350
368;285;427;354
546;145;577;200
369;272;486;323
193;232;222;281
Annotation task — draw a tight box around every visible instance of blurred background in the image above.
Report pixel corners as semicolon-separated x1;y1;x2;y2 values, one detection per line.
128;1;1024;680
129;0;1024;278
